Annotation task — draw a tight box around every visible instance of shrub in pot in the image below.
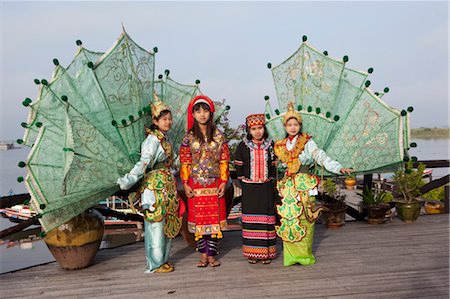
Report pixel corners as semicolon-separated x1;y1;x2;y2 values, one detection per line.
393;160;425;223
320;178;347;228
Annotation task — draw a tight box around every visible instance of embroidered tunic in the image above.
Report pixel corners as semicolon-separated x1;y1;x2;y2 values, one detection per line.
234;138;276;183
235;137;277;260
179;129;230;239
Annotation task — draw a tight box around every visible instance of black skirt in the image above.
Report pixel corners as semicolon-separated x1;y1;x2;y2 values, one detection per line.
241;181;277;260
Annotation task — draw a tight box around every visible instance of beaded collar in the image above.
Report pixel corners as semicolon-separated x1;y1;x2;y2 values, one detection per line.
243;137;272;150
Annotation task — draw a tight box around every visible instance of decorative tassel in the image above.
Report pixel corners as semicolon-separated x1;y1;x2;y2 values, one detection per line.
194;232;203;241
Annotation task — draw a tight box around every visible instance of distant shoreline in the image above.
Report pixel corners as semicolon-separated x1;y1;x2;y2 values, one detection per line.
411;127;449;139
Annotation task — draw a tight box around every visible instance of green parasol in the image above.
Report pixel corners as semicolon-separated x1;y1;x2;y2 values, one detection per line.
265;36;412;175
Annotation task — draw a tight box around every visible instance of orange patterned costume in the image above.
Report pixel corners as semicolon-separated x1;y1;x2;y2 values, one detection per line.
180;129;230;240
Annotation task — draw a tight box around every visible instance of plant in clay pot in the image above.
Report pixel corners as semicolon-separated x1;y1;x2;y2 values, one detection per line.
422;185;446;214
392;160;426;223
320;178;347;228
344;175;357;190
357;185;391;224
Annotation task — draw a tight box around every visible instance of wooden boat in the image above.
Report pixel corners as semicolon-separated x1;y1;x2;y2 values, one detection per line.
0;205;36;222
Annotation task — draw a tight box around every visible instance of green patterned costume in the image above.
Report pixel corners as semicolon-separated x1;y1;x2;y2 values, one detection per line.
276;173;324;266
275;133;342;266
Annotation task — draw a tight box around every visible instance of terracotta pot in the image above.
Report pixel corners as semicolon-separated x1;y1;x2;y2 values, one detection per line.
322;203;347;228
44;209;104;270
344;178;357;190
365;204;390;224
424;200;445;214
394;200;424;223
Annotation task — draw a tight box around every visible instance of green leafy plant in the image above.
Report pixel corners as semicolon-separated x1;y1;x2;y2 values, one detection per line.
393;160;426;203
422;185;446;202
322;178;337;198
345;174;355;180
321;178;346;205
357;186;387;207
383;191;395;203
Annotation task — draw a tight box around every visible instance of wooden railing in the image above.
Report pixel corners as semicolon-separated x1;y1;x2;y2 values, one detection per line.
362;159;449;215
1;160;448;237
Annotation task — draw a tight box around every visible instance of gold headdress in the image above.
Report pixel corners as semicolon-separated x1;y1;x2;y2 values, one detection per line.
283;102;302;125
150;92;170;119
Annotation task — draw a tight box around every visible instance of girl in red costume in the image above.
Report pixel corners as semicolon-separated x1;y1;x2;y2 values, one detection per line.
180;95;230;267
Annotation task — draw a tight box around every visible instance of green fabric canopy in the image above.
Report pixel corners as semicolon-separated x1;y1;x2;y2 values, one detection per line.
265;38;410;175
20;32;229;232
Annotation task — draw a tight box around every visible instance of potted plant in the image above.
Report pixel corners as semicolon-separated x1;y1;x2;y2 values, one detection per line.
392;160;426;223
357;186;391;224
422;185;446;214
344;174;357;190
320;178;347;228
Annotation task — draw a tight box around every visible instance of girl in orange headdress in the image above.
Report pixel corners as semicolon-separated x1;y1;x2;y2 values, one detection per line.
179;95;230;267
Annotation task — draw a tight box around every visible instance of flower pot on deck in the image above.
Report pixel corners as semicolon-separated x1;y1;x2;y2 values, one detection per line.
322;203;347;228
394;200;424;223
44;209;104;270
344;178;357;190
364;204;390;224
424;200;445;214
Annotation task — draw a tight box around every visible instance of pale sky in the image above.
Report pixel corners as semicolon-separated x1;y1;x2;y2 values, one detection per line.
0;1;448;141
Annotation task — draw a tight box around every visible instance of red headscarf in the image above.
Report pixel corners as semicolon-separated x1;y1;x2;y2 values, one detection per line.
187;95;215;130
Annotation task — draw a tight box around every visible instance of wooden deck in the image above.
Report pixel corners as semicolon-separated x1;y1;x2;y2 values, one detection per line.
0;214;448;299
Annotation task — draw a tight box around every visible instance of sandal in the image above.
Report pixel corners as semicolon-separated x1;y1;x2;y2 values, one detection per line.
248;259;259;264
197;259;208;267
261;260;272;264
197;253;208;267
208;256;221;267
154;263;174;273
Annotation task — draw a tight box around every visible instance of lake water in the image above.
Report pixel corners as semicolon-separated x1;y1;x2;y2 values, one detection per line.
0;138;448;274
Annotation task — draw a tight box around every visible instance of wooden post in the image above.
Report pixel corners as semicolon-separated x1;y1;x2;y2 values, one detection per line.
363;174;373;190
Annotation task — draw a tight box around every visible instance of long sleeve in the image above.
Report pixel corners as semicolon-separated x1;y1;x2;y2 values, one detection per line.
269;141;276;178
234;142;245;179
117;135;160;190
219;142;230;183
299;138;342;175
179;134;192;184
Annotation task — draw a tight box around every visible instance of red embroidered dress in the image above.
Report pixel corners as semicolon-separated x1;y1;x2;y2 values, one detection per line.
180;129;230;239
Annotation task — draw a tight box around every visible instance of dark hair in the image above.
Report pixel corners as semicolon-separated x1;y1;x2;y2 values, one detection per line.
246;124;269;141
284;117;303;137
189;102;216;143
149;109;171;131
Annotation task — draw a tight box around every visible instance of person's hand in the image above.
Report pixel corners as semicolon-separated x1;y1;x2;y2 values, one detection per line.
218;182;226;198
184;183;194;198
340;168;354;175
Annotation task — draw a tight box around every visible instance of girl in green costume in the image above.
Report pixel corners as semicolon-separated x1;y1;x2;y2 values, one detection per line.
274;102;353;266
117;98;183;273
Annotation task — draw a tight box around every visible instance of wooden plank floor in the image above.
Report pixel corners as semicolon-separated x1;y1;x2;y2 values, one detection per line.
0;214;448;299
